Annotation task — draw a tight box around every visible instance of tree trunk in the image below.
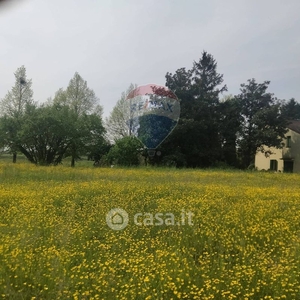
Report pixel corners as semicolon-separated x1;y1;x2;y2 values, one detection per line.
12;152;17;163
71;156;75;167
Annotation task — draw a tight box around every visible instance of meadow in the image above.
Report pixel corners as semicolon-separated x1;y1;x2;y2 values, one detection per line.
0;160;299;299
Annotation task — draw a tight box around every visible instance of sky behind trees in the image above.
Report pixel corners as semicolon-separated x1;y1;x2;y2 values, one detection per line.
1;0;300;117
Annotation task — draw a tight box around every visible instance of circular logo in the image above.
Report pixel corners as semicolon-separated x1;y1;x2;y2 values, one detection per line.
106;208;129;230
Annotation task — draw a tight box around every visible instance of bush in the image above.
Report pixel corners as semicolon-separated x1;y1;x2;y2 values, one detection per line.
107;137;143;166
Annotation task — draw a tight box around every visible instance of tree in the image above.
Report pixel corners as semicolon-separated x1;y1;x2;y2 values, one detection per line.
105;83;137;142
235;79;288;168
219;95;241;167
107;136;143;166
165;68;193;118
0;65;34;118
63;111;107;166
0;103;76;165
54;72;98;115
164;51;227;167
53;72;104;167
15;104;74;165
0;115;21;159
0;100;107;166
281;98;300;120
0;65;34;162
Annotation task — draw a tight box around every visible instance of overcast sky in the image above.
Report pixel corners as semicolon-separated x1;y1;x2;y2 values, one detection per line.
1;0;300;117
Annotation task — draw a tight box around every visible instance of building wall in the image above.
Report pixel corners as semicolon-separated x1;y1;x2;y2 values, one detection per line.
255;129;300;173
282;129;300;173
255;147;283;172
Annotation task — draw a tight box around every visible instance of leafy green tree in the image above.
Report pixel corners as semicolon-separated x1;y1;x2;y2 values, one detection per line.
53;73;98;115
1;101;107;166
0;65;34;162
0;115;21;158
3;103;74;165
64;111;108;166
235;79;288;168
52;72;104;167
0;65;34;118
107;136;143;166
105;83;138;142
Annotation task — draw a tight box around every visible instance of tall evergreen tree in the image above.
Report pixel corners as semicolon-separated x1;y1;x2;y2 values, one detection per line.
281;98;300;120
164;51;227;167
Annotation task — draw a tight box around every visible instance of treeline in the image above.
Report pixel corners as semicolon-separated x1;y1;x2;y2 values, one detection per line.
106;51;299;168
0;67;109;167
1;52;299;168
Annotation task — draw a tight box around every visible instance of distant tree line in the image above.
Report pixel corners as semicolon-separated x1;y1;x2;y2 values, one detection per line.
1;52;299;168
106;51;299;168
0;67;109;167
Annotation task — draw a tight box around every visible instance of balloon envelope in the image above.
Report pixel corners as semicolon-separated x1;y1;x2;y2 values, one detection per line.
126;84;180;149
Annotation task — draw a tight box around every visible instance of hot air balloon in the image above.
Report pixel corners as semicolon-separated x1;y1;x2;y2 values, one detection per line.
126;84;180;156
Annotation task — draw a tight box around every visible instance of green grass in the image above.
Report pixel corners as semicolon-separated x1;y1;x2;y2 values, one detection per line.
0;161;299;299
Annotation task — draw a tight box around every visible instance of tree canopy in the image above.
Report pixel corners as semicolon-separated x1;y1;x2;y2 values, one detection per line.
0;68;107;166
0;65;34;162
163;51;227;167
105;83;137;142
235;79;288;168
0;59;297;169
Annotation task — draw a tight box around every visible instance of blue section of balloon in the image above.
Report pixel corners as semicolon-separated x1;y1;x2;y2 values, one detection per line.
129;115;178;149
126;84;180;149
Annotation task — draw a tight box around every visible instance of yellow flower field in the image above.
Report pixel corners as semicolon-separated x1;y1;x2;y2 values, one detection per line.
0;162;299;299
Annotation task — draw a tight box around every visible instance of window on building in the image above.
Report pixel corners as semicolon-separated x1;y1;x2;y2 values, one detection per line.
286;136;291;148
270;159;278;171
